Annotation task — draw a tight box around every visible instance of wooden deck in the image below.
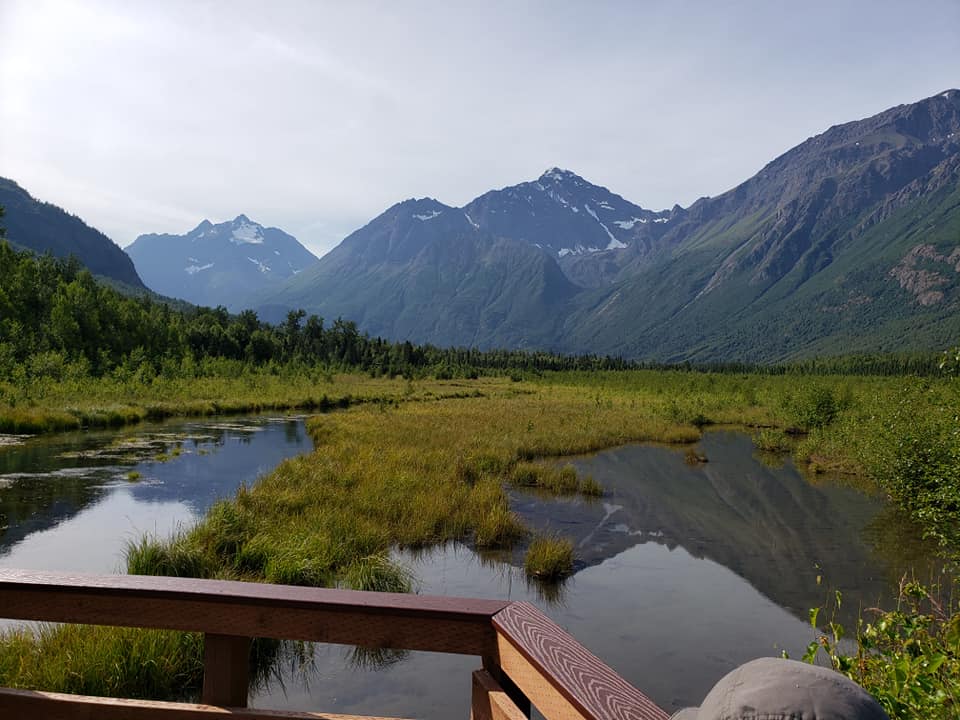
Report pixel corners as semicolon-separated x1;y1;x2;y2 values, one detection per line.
0;568;669;720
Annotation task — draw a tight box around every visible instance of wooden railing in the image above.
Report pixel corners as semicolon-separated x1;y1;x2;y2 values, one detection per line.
0;569;668;720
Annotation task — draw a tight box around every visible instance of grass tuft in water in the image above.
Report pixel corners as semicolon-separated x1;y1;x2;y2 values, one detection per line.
524;535;575;580
342;554;413;593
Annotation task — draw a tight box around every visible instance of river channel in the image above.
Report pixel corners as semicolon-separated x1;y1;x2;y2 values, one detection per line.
0;420;942;716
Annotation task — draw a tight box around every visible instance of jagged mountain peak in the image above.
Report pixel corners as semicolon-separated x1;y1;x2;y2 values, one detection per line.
538;167;585;184
185;214;267;245
127;215;317;309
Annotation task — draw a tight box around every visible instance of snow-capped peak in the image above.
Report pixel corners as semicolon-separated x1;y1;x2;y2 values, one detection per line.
230;217;264;245
540;167;577;183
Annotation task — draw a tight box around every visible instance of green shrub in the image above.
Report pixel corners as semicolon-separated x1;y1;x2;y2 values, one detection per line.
785;385;840;431
804;582;960;720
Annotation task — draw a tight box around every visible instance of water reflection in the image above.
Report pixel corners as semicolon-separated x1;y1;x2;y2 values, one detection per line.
0;416;311;573
0;425;946;717
510;431;941;627
256;432;946;718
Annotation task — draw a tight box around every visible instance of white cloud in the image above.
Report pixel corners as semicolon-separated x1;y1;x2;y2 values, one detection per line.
1;0;958;258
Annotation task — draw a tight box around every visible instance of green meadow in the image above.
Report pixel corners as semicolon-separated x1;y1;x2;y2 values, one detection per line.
1;367;958;717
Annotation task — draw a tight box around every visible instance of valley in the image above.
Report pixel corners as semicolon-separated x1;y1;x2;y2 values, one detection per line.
1;78;959;719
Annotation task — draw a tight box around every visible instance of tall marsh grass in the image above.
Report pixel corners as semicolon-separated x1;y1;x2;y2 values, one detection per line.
6;368;959;704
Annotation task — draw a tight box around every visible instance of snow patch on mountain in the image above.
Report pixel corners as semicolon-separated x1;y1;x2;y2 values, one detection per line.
247;257;271;274
558;244;604;257
414;210;443;221
613;217;647;229
185;262;214;275
232;221;264;244
584;203;625;249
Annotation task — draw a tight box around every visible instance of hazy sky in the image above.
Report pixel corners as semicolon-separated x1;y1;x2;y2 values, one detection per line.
2;0;958;257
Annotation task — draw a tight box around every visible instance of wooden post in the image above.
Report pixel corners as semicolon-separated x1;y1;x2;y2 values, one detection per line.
472;670;529;720
201;633;250;707
483;656;532;718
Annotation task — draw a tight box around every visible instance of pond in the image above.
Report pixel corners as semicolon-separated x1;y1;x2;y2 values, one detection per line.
255;431;940;717
0;424;942;716
0;416;311;574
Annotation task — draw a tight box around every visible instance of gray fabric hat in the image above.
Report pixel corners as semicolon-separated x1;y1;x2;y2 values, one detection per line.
670;657;890;719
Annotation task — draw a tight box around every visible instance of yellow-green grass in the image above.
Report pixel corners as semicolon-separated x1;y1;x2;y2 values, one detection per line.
3;368;959;703
0;625;203;700
524;535;575;580
0;372;491;435
126;382;711;585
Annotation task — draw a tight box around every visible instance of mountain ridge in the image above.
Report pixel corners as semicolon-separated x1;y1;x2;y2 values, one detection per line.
0;177;146;289
253;89;960;360
127;215;318;309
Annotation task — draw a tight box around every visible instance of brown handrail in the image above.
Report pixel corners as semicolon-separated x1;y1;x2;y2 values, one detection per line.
0;568;668;720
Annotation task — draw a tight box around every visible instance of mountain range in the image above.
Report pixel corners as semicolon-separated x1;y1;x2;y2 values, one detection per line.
3;89;959;362
256;89;960;361
126;216;317;309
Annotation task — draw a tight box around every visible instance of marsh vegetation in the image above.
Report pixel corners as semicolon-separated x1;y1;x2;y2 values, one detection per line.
1;239;959;715
0;367;958;715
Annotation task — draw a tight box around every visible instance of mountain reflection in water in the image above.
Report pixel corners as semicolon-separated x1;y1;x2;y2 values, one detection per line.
511;431;940;627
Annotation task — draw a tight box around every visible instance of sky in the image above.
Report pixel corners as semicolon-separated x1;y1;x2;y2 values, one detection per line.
1;0;958;258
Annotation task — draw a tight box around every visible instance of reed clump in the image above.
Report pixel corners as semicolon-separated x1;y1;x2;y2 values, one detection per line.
524;535;575;580
11;367;960;704
0;625;203;700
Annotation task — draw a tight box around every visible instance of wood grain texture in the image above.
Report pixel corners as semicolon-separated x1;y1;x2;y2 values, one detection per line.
201;634;250;707
0;569;507;656
0;688;414;720
471;670;529;720
492;603;668;720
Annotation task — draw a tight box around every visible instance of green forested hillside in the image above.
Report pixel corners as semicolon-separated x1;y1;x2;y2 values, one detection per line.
0;240;633;382
0;178;145;288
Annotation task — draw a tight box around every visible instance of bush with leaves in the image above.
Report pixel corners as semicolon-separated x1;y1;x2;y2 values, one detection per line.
803;581;960;720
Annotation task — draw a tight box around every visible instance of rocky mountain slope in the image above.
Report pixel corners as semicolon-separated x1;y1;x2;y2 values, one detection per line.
258;198;579;348
562;88;960;360
0;178;145;289
127;215;317;309
259;89;960;360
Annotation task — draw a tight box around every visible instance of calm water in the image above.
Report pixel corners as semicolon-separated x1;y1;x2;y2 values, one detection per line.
0;416;311;573
0;425;941;715
256;432;941;716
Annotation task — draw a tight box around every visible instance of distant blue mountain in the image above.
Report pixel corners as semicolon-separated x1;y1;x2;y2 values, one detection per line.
127;215;317;309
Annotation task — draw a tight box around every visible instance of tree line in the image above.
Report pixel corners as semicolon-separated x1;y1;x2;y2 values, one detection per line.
0;241;636;380
0;239;952;381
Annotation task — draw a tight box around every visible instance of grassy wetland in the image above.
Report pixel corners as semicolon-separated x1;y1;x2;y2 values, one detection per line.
2;366;959;714
2;246;959;716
